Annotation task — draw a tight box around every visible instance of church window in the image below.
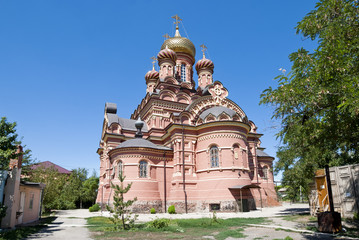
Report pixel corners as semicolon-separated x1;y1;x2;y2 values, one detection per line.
117;161;123;177
181;64;186;82
111;166;115;179
262;166;268;179
210;146;219;168
139;160;148;178
233;144;239;159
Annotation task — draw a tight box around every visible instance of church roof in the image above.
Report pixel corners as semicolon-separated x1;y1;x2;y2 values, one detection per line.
116;138;171;150
199;106;237;120
107;113;148;132
30;161;72;174
256;149;273;158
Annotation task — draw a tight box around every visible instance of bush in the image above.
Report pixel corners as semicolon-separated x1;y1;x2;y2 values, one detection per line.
89;203;100;212
168;205;176;214
0;205;7;221
353;212;359;221
146;218;170;229
150;208;156;214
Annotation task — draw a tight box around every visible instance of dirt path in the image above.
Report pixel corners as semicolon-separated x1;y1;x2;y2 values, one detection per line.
26;209;101;240
24;203;346;240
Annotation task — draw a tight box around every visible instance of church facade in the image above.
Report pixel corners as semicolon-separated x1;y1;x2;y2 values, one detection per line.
96;17;278;213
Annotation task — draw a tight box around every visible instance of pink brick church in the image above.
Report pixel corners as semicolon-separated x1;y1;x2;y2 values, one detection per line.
96;16;278;213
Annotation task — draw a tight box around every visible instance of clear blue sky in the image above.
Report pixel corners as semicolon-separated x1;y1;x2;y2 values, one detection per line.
0;1;318;180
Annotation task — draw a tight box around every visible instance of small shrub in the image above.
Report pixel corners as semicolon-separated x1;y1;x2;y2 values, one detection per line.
150;208;156;214
146;218;170;229
89;203;100;212
0;205;7;221
168;205;176;214
353;212;359;221
211;211;220;224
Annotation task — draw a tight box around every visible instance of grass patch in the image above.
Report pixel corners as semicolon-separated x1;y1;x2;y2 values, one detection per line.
87;216;266;239
0;216;56;240
272;237;293;240
275;228;293;232
215;228;245;240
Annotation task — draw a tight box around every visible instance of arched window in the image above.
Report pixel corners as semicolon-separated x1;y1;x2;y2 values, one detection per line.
117;161;123;177
181;64;186;82
139;160;148;178
233;144;240;160
210;146;219;168
262;166;268;180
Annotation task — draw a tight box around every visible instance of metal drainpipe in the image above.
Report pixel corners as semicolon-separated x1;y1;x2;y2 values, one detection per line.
163;151;167;213
182;125;188;213
255;152;263;209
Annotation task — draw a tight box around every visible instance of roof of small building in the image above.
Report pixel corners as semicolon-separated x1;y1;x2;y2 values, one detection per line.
20;181;46;189
116;138;171;151
199;106;237;120
107;113;148;132
30;161;72;174
256;149;273;158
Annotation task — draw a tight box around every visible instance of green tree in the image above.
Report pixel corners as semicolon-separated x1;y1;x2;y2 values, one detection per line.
0;117;37;174
0;117;18;170
260;0;359;199
106;173;137;230
81;172;99;206
29;166;67;211
66;168;88;209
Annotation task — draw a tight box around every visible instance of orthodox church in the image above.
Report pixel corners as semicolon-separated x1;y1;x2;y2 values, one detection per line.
96;16;278;213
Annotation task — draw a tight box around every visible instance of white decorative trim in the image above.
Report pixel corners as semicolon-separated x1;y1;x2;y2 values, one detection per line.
196;149;207;153
196;167;250;173
198;133;247;142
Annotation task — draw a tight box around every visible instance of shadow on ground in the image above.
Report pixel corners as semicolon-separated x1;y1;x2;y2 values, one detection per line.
278;207;310;215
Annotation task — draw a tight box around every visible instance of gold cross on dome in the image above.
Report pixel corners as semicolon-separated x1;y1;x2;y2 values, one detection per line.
200;44;207;57
172;14;182;28
150;56;157;68
163;33;170;39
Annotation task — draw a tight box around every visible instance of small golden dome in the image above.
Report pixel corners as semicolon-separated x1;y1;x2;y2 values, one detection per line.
160;29;196;59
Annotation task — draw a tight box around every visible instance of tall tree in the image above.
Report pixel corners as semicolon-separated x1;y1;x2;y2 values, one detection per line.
81;172;99;206
30;166;68;211
260;0;359;198
0;117;18;170
65;168;88;208
0;117;36;173
106;173;137;230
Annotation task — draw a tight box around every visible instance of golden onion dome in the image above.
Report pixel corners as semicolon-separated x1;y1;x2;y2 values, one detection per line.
160;28;196;59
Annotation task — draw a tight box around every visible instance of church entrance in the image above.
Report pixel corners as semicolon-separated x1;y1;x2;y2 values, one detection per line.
229;184;261;212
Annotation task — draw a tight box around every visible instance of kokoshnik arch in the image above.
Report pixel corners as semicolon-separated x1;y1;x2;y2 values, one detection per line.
96;16;278;213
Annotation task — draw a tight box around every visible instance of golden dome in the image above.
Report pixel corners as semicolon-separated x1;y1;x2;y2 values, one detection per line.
160;29;196;59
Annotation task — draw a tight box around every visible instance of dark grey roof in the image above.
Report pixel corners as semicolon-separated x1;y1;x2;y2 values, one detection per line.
20;181;46;189
256;150;273;158
116;138;171;150
229;184;260;189
201;85;211;95
199;106;237;120
107;113;148;132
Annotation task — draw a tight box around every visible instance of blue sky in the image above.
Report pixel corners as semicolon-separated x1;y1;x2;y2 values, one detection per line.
0;1;318;180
